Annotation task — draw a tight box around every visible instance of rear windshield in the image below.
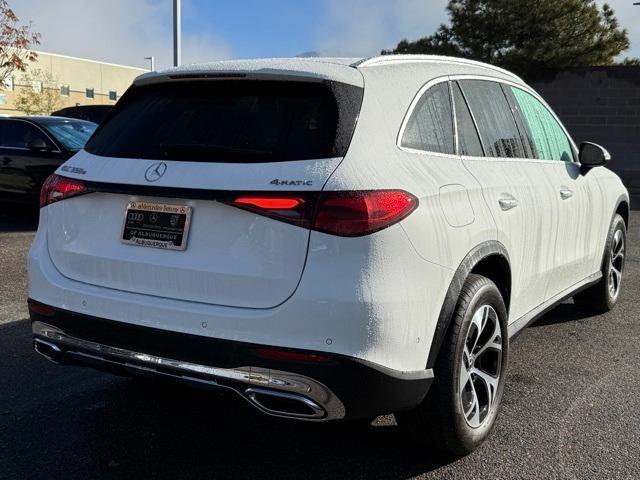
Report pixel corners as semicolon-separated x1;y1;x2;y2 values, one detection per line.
85;80;363;162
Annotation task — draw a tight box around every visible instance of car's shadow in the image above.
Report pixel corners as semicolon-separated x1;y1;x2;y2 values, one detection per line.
527;301;599;328
0;211;38;233
87;381;453;479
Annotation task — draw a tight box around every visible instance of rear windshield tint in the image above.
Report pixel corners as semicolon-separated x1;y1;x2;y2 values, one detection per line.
85;80;363;162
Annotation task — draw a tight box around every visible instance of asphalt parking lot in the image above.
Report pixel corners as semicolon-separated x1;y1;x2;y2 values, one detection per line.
1;211;639;480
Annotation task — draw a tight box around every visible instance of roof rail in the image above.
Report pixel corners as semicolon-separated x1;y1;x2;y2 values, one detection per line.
355;55;524;83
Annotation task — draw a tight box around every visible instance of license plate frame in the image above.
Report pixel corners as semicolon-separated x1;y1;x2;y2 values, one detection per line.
121;201;192;251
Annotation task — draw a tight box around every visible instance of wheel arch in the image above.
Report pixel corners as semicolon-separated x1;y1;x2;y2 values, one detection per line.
615;199;629;228
598;195;629;272
426;241;511;369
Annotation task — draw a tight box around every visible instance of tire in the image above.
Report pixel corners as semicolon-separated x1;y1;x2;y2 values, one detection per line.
573;214;626;314
396;274;509;456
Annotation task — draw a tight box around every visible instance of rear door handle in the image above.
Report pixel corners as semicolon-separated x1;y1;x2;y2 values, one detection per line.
498;196;519;211
560;188;573;200
1;157;10;165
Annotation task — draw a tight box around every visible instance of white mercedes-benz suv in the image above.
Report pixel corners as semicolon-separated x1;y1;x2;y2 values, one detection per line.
28;55;629;455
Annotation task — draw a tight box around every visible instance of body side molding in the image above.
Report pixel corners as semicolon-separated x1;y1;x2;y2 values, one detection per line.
508;272;602;339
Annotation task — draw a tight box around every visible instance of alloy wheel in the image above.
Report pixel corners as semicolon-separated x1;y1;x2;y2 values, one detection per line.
460;304;503;429
608;229;625;299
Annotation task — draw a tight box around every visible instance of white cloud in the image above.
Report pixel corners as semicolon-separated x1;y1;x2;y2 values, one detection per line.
11;0;233;70
314;0;448;57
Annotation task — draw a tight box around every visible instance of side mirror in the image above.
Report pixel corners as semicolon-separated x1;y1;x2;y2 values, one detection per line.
26;138;51;151
579;142;610;167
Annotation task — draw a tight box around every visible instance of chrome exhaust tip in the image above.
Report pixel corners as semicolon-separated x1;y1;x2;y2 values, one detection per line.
33;338;63;363
244;387;326;419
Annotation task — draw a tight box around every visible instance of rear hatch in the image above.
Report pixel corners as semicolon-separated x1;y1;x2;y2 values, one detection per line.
46;77;363;308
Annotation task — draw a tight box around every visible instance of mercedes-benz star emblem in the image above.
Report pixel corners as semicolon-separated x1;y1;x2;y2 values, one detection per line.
145;162;167;182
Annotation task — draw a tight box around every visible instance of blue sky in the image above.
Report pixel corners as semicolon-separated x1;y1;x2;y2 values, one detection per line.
185;0;330;58
13;0;640;70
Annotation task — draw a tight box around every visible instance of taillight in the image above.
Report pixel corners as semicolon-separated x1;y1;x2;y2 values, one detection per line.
313;190;418;236
231;194;314;228
229;190;417;237
40;174;89;208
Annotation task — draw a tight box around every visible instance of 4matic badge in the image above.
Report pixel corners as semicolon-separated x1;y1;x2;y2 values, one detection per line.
270;179;313;186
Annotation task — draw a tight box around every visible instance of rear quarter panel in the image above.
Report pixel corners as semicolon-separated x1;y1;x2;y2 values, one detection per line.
320;63;503;367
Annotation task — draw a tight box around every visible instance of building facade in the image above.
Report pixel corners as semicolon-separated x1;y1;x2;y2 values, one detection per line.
0;50;148;115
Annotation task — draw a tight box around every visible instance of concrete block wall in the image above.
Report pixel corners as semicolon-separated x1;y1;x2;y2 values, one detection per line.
529;66;640;204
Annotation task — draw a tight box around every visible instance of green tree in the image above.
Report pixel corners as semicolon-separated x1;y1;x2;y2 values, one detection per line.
382;0;637;78
14;69;63;115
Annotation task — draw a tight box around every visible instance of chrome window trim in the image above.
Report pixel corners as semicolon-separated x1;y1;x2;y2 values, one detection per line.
399;146;460;159
0;118;62;153
396;75;451;154
459;154;578;164
0;146;31;151
396;73;579;165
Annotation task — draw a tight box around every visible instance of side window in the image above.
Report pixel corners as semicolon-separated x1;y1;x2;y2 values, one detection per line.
452;81;483;156
0;121;52;149
501;85;536;159
510;87;574;162
459;80;526;158
401;82;454;154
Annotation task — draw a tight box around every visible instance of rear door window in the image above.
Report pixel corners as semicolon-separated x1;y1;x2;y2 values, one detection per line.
85;80;363;163
509;87;574;162
0;121;53;149
459;80;526;159
401;82;455;154
42;120;97;151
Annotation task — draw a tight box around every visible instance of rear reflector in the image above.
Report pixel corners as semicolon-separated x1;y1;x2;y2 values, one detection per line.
28;300;55;317
254;347;332;364
40;174;89;208
229;190;417;237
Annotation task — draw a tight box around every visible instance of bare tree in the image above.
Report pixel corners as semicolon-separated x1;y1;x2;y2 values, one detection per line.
0;0;40;86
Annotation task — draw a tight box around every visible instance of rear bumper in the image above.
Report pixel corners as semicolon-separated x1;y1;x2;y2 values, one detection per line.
30;302;433;421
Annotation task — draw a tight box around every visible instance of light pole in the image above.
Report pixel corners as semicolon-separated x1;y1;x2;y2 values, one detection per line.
173;0;181;67
144;56;155;71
